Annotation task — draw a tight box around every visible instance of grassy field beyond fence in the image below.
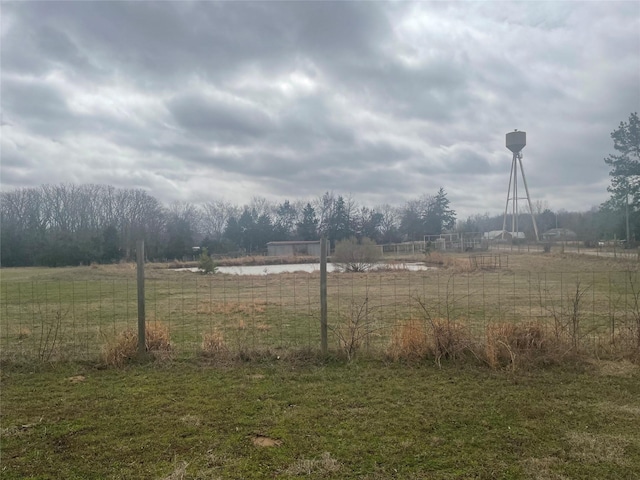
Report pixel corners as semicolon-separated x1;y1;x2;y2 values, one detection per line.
1;252;639;363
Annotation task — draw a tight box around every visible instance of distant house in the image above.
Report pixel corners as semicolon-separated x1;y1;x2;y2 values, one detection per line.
483;230;526;241
266;241;323;257
542;228;577;241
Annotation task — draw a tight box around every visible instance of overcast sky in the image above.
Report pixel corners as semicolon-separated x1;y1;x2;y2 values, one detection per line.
1;1;639;219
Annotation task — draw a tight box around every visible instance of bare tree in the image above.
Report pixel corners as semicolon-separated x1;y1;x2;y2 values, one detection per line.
201;200;238;240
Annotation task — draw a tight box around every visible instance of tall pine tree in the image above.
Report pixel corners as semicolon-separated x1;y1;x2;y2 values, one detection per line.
603;112;640;242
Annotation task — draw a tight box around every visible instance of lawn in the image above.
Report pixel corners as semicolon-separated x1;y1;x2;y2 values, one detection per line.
1;359;639;479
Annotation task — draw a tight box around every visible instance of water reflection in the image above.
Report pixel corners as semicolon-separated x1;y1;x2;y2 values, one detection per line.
175;263;433;275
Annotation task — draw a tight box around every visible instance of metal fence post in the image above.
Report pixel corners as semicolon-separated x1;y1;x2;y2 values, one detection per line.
320;236;328;354
136;240;146;357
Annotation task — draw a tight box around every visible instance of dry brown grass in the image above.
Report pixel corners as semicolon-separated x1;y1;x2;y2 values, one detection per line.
485;322;547;369
387;319;429;361
160;461;189;480
387;318;475;365
16;328;31;340
200;331;228;358
102;323;171;367
429;318;476;363
284;452;341;475
565;431;631;465
424;252;474;273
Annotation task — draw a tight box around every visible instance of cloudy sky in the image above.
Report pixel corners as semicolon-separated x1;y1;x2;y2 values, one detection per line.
1;1;639;219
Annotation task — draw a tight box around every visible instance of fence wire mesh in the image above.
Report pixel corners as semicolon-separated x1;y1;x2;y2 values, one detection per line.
2;270;639;362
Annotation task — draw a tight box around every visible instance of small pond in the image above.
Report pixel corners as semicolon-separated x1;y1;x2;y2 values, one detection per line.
175;262;434;276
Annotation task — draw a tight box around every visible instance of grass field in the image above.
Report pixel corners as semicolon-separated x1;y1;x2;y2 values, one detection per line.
1;252;639;363
1;253;640;479
1;359;639;479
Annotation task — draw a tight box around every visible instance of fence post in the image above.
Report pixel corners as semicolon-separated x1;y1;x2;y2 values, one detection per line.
320;236;328;354
136;240;146;357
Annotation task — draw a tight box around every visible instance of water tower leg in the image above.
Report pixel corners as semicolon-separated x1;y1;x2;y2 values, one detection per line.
517;155;540;242
502;156;516;239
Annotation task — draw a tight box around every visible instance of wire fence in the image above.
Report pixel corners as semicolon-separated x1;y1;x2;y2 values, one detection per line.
2;269;639;362
488;242;639;259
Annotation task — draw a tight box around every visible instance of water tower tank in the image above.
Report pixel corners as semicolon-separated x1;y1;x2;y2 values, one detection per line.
506;130;526;153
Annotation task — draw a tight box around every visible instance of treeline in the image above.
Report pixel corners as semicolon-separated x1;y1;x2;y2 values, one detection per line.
1;184;627;268
0;184;456;267
461;205;624;245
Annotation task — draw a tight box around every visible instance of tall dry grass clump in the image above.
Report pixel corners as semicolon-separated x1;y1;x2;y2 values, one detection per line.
200;331;228;358
387;319;430;361
485;322;546;369
102;323;171;367
387;318;475;365
429;318;475;364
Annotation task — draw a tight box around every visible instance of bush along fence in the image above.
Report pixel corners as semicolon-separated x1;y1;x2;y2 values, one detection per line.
2;267;640;366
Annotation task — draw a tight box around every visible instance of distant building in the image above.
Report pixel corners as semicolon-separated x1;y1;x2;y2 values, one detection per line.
542;228;577;241
266;241;323;257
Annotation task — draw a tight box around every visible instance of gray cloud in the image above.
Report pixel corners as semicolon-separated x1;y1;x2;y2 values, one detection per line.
168;92;274;140
1;1;638;219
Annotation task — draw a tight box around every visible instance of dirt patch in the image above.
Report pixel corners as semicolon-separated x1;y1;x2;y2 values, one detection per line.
251;435;282;447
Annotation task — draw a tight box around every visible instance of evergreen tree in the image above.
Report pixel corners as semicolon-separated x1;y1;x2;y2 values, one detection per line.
423;188;456;235
274;200;297;240
329;196;352;246
296;203;318;240
603;112;640;242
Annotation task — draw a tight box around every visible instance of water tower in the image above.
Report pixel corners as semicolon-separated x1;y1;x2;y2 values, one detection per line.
501;130;540;242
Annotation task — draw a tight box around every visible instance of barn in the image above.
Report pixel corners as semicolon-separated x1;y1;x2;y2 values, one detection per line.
266;241;323;257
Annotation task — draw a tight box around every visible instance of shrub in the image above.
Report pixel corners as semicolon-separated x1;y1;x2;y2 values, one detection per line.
485;322;547;370
332;297;379;361
102;323;171;367
429;318;475;364
333;237;381;272
198;248;217;274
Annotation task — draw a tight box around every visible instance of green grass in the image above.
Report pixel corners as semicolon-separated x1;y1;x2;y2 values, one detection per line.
1;359;639;479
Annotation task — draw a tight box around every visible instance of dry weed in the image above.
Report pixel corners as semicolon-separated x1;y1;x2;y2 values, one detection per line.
102;323;171;367
485;322;546;369
17;328;31;340
160;461;189;480
429;318;475;364
180;415;201;427
387;319;429;361
284;452;341;475
591;359;639;377
201;331;228;357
